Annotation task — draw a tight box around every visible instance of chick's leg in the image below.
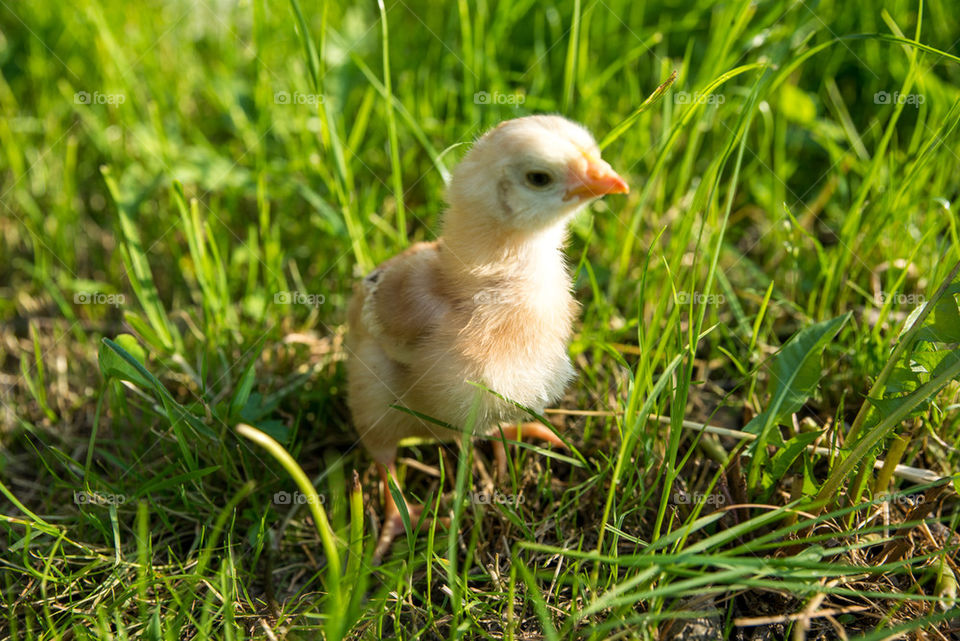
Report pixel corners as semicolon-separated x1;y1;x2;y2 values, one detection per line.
492;421;566;478
373;461;437;563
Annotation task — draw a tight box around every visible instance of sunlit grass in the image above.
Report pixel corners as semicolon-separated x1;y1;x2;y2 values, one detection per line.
1;0;959;638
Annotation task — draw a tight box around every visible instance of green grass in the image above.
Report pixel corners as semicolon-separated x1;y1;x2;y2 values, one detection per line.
2;0;960;638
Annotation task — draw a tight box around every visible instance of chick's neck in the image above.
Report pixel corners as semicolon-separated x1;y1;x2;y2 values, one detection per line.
438;211;573;295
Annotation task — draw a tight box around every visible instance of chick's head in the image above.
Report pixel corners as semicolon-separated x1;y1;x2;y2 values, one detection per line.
446;115;629;232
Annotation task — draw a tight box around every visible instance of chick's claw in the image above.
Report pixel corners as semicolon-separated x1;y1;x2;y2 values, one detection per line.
492;421;568;479
372;465;449;564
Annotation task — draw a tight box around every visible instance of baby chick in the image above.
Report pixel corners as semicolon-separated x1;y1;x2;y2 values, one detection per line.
346;115;628;559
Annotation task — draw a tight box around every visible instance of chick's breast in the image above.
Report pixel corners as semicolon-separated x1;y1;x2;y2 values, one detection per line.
346;244;576;458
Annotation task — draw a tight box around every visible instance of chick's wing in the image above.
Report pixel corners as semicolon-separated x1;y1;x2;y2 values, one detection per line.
351;241;453;364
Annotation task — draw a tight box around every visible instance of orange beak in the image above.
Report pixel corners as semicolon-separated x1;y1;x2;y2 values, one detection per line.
563;158;629;201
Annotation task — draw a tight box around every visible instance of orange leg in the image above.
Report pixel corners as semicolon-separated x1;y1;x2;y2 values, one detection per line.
373;462;446;563
491;421;566;478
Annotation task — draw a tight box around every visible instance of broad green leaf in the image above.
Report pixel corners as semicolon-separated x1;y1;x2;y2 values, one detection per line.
915;297;960;343
884;363;923;395
238;392;280;423
867;390;933;421
98;335;153;388
767;430;822;489
248;419;290;445
745;314;850;439
815;350;960;506
745;313;850;487
913;348;960;377
867;349;960;423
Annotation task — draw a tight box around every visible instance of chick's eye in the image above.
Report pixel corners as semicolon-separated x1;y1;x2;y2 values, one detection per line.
525;171;553;188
